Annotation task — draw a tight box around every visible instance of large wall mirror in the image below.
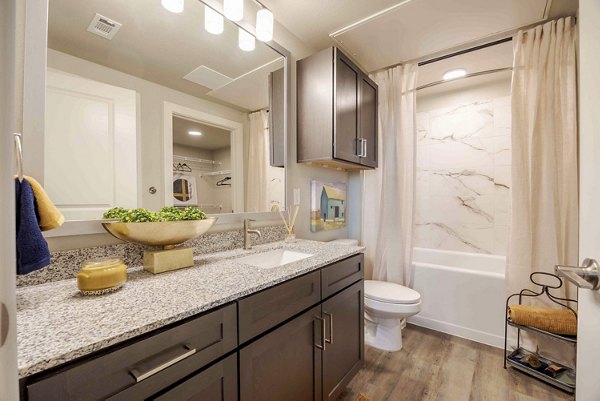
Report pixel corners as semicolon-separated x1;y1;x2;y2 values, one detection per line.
28;0;289;235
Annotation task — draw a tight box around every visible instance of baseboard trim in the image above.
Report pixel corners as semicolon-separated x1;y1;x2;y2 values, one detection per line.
408;315;504;349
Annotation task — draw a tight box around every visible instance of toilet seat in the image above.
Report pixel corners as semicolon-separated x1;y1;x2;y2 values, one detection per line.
364;280;421;304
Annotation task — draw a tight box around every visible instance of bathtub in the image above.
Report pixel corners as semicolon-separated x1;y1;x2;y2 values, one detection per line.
409;247;506;348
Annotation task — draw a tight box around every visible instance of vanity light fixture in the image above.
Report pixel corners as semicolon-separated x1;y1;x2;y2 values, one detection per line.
442;68;467;81
204;6;224;35
161;0;184;13
255;8;273;42
188;130;203;136
224;0;244;21
238;28;255;51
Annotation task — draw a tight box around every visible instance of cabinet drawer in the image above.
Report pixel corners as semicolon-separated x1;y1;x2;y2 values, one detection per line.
321;254;364;299
238;271;321;344
27;303;237;401
152;354;238;401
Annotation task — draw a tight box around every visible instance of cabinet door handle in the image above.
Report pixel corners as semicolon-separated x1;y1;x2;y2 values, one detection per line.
362;139;368;158
355;138;362;157
315;316;327;350
130;343;196;382
323;312;334;344
0;302;9;348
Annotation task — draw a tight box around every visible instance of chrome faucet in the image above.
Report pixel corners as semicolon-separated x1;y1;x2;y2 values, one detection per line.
244;219;262;249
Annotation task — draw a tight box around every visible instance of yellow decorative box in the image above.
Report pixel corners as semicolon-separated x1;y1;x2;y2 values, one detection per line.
77;257;127;295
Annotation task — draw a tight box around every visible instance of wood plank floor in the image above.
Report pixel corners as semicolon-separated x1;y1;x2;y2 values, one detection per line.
339;325;574;401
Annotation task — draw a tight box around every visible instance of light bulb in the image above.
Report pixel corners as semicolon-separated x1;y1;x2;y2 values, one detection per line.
161;0;184;13
238;28;255;51
204;6;224;35
442;69;467;81
256;8;273;42
224;0;243;21
188;131;202;136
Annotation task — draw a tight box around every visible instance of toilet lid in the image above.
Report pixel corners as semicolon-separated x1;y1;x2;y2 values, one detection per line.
364;280;421;304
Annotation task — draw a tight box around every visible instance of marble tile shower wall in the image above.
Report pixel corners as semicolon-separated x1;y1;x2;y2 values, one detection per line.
415;96;511;255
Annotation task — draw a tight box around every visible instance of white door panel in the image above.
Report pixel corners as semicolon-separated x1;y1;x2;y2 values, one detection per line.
45;69;137;220
0;0;20;399
577;1;600;400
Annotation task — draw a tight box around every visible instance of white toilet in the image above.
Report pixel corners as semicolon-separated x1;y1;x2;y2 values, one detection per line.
331;239;422;352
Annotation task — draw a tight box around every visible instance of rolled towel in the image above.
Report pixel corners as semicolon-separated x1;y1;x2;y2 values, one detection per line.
508;304;577;336
23;175;64;231
16;178;51;275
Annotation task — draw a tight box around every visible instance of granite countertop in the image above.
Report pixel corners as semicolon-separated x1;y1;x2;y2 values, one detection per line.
17;240;364;378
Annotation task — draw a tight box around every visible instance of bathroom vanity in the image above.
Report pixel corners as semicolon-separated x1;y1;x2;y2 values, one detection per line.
17;241;364;401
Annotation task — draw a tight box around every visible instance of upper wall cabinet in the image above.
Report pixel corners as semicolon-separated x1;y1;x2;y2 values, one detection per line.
297;47;378;170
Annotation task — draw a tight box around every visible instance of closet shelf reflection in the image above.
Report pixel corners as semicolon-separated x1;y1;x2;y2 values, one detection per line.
200;170;231;177
173;154;222;166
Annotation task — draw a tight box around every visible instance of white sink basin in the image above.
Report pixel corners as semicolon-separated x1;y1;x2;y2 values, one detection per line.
237;249;314;269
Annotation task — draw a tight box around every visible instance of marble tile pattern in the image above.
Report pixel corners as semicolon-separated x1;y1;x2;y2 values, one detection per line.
16;224;287;287
16;239;364;378
416;96;511;255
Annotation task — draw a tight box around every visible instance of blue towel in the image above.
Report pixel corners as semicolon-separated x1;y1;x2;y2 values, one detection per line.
16;178;51;275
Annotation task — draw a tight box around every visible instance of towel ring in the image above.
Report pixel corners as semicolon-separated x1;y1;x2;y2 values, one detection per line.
14;133;23;182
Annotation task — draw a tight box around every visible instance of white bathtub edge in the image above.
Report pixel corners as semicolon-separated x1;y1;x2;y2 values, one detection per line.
408;315;504;349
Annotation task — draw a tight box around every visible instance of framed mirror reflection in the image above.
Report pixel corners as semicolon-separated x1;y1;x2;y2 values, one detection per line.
28;0;289;234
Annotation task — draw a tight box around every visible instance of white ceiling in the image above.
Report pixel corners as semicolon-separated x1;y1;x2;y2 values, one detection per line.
48;0;282;111
172;116;231;150
262;0;577;72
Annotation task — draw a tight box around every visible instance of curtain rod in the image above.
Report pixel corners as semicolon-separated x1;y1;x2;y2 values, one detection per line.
416;67;513;91
370;36;513;74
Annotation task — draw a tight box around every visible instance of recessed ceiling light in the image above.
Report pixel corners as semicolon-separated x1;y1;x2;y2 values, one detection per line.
443;69;467;81
161;0;184;13
188;130;202;136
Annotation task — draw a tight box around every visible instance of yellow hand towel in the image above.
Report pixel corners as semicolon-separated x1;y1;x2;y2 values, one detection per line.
23;176;65;231
508;304;577;336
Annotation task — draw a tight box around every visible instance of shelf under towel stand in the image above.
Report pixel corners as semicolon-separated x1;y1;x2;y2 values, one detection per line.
504;272;578;393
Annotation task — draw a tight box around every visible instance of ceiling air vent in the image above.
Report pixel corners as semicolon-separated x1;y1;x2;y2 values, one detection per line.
86;13;122;40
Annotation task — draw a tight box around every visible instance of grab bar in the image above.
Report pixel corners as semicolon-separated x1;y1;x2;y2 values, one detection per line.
14;133;23;182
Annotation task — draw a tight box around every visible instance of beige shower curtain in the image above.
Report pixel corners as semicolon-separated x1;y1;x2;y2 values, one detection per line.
507;17;578;365
362;64;418;286
507;16;578;297
246;110;268;212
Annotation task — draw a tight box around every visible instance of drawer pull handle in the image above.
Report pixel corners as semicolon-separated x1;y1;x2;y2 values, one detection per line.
315;316;326;350
323;312;334;344
130;343;196;383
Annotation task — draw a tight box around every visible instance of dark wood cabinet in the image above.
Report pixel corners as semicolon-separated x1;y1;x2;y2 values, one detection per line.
298;47;378;170
238;270;321;344
322;281;365;401
239;305;323;401
269;68;285;167
26;303;237;401
23;255;365;401
153;354;238;401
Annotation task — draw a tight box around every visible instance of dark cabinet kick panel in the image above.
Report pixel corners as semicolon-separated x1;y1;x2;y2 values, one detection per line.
153;354;238;401
26;303;237;401
238;270;321;344
298;47;378;170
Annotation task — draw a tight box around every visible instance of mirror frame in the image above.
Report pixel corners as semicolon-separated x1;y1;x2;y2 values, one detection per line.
36;0;291;237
